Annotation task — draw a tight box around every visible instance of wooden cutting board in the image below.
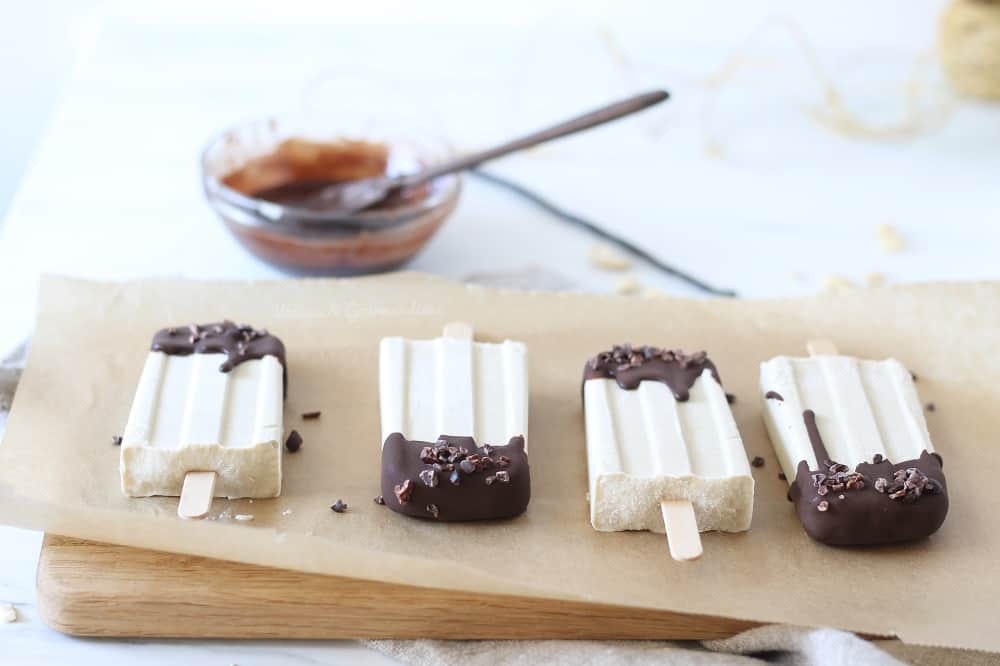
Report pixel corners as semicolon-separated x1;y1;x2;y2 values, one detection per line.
37;534;760;639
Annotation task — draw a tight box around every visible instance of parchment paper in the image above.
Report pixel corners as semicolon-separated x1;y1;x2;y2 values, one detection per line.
0;274;997;652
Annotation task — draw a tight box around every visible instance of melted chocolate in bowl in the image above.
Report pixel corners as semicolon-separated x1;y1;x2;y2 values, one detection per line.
204;132;460;275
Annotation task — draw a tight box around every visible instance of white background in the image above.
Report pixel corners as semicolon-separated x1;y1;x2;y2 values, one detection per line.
1;0;997;662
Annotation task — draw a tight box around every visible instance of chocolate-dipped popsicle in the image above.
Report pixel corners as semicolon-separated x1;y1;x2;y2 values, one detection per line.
760;340;948;546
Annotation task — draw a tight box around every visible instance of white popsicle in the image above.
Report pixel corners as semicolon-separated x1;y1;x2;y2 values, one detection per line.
379;322;528;447
121;351;284;503
760;342;934;484
583;347;753;560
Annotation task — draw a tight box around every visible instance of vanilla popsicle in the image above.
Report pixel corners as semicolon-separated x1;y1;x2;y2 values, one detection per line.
120;322;285;513
583;345;753;560
378;322;529;521
760;340;948;546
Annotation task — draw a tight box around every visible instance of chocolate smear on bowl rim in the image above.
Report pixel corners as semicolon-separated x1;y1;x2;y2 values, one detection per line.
583;345;722;401
381;433;530;521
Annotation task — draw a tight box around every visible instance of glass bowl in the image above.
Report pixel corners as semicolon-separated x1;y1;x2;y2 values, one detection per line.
201;115;461;275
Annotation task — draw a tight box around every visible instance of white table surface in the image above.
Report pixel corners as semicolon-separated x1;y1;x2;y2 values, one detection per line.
1;1;998;662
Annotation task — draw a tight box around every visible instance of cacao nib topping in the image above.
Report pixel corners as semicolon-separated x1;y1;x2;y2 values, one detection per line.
419;469;438;487
583;344;722;401
394;479;414;505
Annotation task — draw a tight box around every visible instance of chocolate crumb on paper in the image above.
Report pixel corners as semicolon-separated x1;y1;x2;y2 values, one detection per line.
726;393;736;404
751;456;765;468
778;472;787;481
926;402;936;412
111;435;122;446
285;429;303;453
301;411;321;420
331;499;348;513
373;495;386;505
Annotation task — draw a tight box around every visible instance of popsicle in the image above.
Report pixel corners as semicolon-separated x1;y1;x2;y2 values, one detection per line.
760;340;948;546
582;345;754;561
120;322;286;518
378;322;530;521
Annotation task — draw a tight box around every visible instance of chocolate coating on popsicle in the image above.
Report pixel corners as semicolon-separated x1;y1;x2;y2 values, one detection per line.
152;321;285;369
583;345;721;401
789;409;948;546
381;434;530;521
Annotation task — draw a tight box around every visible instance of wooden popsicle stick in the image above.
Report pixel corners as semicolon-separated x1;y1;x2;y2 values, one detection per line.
806;340;839;357
442;322;474;340
177;471;217;520
660;500;703;561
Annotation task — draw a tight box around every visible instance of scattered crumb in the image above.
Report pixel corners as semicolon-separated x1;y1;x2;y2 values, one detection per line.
285;429;303;453
866;272;887;287
590;243;633;271
373;496;386;505
301;411;321;420
111;435;122;446
751;456;765;468
234;514;254;522
778;472;787;481
822;274;854;292
281;508;293;516
910;370;919;382
703;140;726;159
331;499;348;513
0;604;15;623
615;276;642;295
926;402;936;412
726;393;736;405
877;224;905;253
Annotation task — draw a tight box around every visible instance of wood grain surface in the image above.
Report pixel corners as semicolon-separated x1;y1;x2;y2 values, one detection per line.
37;534;760;639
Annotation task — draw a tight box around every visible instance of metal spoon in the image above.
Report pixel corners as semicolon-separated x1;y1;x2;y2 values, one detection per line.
286;89;669;217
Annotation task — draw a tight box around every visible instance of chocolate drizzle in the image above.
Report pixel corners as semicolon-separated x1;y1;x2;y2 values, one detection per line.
151;321;287;392
583;345;721;401
380;434;529;521
790;410;948;546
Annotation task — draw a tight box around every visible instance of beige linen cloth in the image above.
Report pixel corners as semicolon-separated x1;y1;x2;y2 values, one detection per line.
366;626;990;665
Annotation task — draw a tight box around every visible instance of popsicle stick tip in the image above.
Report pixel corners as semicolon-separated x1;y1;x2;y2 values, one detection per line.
660;500;703;561
442;322;474;340
177;471;217;520
806;340;839;357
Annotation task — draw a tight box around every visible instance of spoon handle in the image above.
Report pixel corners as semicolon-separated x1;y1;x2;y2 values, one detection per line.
398;89;669;188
